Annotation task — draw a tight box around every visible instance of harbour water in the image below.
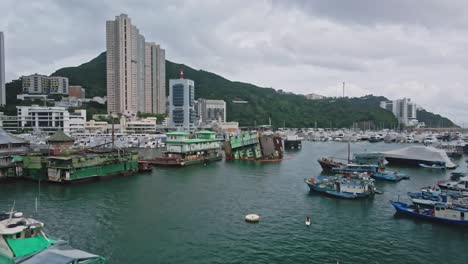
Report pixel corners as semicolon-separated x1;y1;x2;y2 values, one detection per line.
1;142;467;264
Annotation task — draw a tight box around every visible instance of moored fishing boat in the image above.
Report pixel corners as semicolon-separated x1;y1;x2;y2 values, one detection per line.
437;176;468;193
304;175;375;199
371;172;409;182
0;211;105;263
390;201;468;226
331;164;408;182
317;158;344;172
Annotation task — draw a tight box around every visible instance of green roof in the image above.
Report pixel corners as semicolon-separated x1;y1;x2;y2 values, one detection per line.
11;156;24;162
47;130;74;143
195;130;216;134
166;132;190;136
166;138;219;144
7;236;55;257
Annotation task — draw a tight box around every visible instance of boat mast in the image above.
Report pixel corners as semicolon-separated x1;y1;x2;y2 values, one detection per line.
347;140;351;163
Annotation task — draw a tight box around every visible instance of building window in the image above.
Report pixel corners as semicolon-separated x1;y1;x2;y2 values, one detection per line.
172;109;184;124
172;84;184;107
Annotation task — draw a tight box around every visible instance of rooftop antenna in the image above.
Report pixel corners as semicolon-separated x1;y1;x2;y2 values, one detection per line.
180;68;184;79
342;82;345;98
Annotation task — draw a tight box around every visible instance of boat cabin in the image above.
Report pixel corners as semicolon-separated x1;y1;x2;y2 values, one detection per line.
334;164;380;173
337;179;371;194
433;204;467;221
0;212;51;259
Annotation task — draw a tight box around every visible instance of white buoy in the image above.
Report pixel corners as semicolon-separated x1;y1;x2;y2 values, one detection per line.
245;214;260;223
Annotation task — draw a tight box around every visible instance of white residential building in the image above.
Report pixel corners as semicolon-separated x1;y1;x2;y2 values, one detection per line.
21;74;69;95
380;98;418;126
196;99;226;124
16;105;86;134
49;76;69;94
169;71;195;131
0;32;5;106
106;14;166;115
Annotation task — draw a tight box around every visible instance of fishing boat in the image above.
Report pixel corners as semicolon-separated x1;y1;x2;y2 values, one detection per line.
304;175;375;199
390;201;468;226
332;164;380;174
371;172;409;181
438;176;468;193
0;211;105;263
317;158;344;172
331;164;408;182
408;191;468;208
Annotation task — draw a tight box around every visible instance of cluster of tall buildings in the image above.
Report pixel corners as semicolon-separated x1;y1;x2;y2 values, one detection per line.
380;98;419;127
106;14;165;115
0;32;5;106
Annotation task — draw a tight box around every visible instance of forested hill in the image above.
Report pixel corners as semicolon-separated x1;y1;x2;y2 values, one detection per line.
3;52;456;128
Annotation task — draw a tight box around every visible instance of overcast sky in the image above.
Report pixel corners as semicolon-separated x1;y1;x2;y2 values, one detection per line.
1;0;468;125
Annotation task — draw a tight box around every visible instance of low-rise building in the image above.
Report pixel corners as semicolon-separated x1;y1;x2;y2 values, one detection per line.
16;105;86;134
54;97;83;109
211;121;239;137
0;128;29;178
85;120;109;133
121;116;157;134
17;94;49;101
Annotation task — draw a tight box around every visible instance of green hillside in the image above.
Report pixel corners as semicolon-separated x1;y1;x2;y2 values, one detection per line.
2;52;456;128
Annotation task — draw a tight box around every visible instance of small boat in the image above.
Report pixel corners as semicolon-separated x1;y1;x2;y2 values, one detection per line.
138;161;153;173
317;158;344;172
371;172;409;182
332;164;407;182
306;217;311;226
332;164;380;174
438;176;468;193
419;163;446;169
0;211;105;263
304;175;375;199
390;200;468;226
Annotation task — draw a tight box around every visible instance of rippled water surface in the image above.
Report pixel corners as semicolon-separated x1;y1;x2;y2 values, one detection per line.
1;142;467;263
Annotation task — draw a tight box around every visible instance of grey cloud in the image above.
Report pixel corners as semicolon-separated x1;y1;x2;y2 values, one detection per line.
1;0;468;124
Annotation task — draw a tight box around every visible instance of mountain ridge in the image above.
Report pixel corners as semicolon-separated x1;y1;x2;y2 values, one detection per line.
2;52;456;128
